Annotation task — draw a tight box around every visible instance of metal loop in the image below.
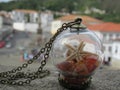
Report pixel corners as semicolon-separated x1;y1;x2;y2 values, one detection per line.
57;29;61;33
1;80;6;84
27;60;33;64
49;43;52;47
45;51;49;55
22;63;28;68
36;71;40;75
40;48;45;53
25;80;31;84
41;60;46;66
62;23;68;30
5;71;10;75
44;54;49;59
18;81;23;85
3;74;7;78
74;18;82;24
50;38;54;42
33;55;38;60
11;81;16;85
62;23;67;27
11;69;16;73
4;80;8;84
11;75;16;79
38;67;42;72
45;43;50;47
30;76;36;80
26;72;30;76
17;67;22;71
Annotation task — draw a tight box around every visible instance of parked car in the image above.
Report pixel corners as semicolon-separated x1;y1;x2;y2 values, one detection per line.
5;42;12;48
0;41;5;48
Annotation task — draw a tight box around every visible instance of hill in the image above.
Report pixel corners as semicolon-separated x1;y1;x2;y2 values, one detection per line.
0;0;120;23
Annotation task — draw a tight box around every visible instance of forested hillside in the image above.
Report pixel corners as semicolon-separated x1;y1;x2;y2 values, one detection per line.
0;0;120;22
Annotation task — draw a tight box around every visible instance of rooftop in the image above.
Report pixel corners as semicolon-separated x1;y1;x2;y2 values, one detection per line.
57;14;120;32
88;22;120;32
13;9;38;14
57;14;103;25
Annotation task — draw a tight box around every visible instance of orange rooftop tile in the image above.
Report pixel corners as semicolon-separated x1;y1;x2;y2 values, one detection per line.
57;14;103;25
14;9;38;14
87;22;120;32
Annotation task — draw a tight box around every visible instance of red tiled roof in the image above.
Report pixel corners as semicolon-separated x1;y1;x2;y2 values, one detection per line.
0;12;10;18
87;22;120;32
57;14;120;32
14;9;38;14
57;14;103;25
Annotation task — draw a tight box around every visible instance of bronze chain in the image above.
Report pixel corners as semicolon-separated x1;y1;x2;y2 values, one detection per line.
0;18;82;85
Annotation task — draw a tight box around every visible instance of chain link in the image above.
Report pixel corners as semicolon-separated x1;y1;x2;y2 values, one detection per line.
0;18;82;85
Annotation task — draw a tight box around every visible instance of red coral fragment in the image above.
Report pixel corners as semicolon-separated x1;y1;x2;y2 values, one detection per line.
56;60;75;72
85;55;99;72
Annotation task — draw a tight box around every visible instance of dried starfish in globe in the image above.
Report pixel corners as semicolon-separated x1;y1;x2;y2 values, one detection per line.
65;41;98;75
65;41;98;62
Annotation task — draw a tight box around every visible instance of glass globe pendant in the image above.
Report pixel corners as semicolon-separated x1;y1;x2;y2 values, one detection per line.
51;18;103;90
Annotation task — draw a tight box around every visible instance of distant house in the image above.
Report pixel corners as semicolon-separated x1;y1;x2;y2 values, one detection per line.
51;14;103;36
11;9;53;33
11;9;38;23
40;11;53;32
88;22;120;60
0;11;12;25
88;22;120;41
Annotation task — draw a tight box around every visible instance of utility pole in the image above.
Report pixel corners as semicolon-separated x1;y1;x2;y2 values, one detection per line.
36;10;44;46
37;10;42;34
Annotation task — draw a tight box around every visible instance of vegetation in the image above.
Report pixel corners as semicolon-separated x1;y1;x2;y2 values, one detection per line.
0;0;120;23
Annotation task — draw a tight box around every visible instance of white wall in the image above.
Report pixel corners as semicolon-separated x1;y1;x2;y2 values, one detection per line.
112;42;120;60
103;42;120;61
41;12;53;32
13;22;25;31
13;22;38;33
103;43;112;61
0;16;3;29
11;11;24;22
25;23;38;33
51;20;62;34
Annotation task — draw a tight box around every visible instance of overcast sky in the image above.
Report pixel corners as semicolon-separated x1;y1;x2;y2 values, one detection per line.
0;0;11;2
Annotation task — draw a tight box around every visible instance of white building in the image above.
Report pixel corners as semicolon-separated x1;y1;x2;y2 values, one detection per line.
112;42;120;60
40;11;53;32
103;42;112;61
88;22;120;61
11;9;53;33
11;9;38;23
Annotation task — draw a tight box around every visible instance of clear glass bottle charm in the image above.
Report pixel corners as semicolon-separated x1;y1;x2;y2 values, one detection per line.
51;19;103;89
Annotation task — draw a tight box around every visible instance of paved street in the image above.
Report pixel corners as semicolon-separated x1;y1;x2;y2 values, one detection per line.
0;30;53;70
0;30;52;56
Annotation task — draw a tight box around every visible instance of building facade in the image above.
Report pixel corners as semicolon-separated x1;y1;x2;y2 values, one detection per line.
11;9;38;23
11;9;53;33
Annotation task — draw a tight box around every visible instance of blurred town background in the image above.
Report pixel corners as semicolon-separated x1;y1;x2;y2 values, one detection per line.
0;0;120;68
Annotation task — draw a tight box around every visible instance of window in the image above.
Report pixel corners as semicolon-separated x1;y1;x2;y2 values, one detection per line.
115;46;118;53
108;46;112;52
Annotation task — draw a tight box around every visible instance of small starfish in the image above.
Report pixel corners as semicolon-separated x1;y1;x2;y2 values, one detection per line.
65;41;98;62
